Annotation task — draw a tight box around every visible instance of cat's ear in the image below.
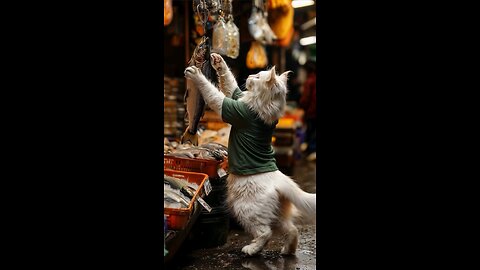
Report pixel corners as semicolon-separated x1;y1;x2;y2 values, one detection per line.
267;66;276;86
280;70;293;84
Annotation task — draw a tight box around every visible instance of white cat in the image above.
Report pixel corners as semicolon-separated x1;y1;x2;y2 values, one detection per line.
184;53;316;256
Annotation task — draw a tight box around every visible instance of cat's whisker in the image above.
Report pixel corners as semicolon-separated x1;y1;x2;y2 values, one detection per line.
240;82;247;91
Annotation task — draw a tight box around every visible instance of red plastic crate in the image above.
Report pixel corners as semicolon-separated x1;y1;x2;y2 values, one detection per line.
164;155;228;179
164;169;208;230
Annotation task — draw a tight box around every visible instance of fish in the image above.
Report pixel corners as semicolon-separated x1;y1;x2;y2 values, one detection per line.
167;146;218;160
168;151;195;159
176;143;194;151
199;142;228;159
164;189;190;208
181;36;208;146
164;175;197;198
199;147;224;161
181;36;217;146
165;174;213;214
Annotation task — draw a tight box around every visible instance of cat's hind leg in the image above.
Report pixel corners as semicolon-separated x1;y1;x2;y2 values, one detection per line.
241;224;273;256
232;195;275;256
278;198;299;255
280;218;299;255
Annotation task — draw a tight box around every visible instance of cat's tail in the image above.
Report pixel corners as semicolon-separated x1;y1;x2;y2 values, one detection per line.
274;171;316;223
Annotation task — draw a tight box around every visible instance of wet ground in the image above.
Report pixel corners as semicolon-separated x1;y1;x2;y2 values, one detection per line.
166;154;317;270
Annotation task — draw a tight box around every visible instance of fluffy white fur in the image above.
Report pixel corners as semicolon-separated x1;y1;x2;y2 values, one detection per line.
227;171;316;256
184;53;316;256
210;53;238;98
239;67;291;125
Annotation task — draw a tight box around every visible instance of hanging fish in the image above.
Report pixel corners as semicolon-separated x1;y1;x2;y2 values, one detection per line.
181;36;217;145
181;37;208;146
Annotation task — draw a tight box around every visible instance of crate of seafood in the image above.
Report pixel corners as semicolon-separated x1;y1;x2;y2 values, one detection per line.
164;142;228;179
164;169;209;231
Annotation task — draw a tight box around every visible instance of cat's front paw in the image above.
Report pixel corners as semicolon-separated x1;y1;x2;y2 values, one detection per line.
241;243;262;256
280;245;296;256
184;66;201;80
210;53;228;74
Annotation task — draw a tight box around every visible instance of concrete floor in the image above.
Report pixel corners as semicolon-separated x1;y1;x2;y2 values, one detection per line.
166;155;317;269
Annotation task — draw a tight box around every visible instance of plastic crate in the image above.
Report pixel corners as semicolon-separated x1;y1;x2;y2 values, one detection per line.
272;132;295;146
164;155;228;179
164;169;209;230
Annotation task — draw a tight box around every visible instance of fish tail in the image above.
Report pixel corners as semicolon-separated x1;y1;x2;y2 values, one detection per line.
180;127;199;146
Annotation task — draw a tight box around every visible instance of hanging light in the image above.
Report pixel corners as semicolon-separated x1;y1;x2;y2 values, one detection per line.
299;36;316;46
298;51;307;65
301;17;316;30
292;0;315;9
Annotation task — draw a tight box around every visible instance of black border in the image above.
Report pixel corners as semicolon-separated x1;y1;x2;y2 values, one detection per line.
6;0;466;268
11;1;165;268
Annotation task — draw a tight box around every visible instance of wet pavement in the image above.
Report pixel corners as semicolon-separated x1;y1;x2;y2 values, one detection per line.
166;155;317;270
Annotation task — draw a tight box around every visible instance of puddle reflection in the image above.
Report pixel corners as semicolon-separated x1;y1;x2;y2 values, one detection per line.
241;255;299;270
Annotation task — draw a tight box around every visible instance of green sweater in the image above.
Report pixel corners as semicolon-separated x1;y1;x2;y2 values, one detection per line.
221;88;278;175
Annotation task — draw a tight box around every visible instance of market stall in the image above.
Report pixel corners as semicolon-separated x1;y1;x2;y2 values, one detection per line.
163;0;316;265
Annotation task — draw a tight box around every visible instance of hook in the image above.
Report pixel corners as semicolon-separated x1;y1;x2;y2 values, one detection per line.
203;0;208;35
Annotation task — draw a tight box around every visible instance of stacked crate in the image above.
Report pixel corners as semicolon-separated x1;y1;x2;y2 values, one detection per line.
273;117;298;173
164;76;186;138
164;154;230;249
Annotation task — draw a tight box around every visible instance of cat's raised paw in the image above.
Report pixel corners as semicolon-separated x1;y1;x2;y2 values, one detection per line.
184;66;200;79
210;53;227;72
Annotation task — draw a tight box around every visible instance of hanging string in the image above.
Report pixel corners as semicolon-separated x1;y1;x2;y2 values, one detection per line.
194;0;209;35
225;0;233;21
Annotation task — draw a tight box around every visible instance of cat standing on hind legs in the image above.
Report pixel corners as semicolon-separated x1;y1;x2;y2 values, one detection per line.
185;53;316;256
